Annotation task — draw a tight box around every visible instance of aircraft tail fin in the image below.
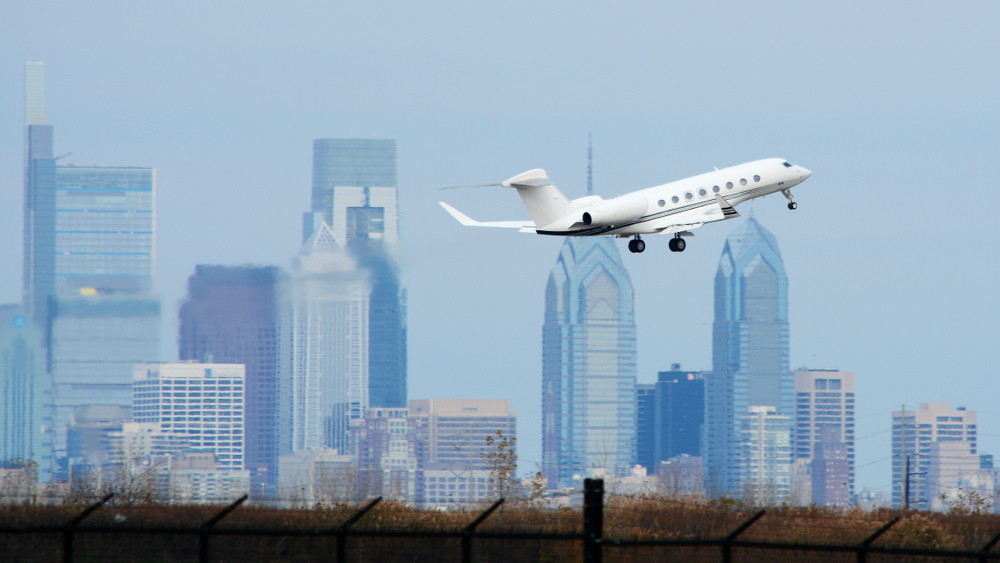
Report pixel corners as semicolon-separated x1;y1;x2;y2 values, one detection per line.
502;169;572;228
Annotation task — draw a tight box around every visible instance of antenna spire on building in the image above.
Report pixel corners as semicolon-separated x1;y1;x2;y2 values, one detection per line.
587;132;593;196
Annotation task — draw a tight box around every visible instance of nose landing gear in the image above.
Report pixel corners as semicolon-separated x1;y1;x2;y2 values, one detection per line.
668;235;686;253
782;189;797;210
627;236;646;254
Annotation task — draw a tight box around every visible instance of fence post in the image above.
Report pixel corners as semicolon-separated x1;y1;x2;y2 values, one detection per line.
63;493;114;563
335;497;382;563
979;529;1000;563
721;510;764;563
199;494;248;563
857;516;900;563
583;478;604;563
462;499;505;563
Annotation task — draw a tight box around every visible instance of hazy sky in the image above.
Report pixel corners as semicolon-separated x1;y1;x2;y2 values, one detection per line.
3;1;998;491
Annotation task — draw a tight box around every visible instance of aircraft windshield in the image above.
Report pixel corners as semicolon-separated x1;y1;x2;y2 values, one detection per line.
782;162;792;167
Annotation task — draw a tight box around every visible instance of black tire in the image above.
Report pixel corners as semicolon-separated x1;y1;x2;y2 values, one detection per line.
788;202;797;210
668;238;678;252
675;238;686;252
627;240;637;253
635;240;645;253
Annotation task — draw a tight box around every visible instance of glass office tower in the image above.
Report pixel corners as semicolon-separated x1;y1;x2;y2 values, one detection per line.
179;265;279;496
309;139;406;409
542;238;637;488
0;305;55;481
21;63;160;476
280;223;370;455
703;218;792;496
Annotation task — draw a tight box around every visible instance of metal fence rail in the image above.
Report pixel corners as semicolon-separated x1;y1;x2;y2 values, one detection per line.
4;479;1000;563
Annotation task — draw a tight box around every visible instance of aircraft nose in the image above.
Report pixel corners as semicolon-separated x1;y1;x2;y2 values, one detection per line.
799;167;812;179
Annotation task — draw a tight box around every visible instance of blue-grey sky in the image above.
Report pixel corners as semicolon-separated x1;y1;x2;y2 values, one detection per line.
2;1;998;491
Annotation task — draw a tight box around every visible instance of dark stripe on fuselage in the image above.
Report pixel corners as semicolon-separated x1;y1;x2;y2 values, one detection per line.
535;179;798;237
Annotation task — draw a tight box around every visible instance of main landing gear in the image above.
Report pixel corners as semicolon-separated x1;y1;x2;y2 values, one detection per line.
627;236;646;254
668;235;686;253
782;189;798;210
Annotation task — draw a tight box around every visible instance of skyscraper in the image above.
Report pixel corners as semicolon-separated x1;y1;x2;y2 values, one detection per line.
740;406;792;504
892;403;977;509
793;369;856;503
309;139;406;409
0;305;55;480
637;366;704;473
21;63;160;475
542;238;637;488
279;223;369;455
178;265;279;496
703;218;792;496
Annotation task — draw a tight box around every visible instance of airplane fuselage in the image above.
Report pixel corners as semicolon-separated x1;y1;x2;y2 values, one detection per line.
536;158;812;236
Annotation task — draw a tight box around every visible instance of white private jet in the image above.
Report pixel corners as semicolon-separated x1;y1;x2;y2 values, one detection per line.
439;158;812;253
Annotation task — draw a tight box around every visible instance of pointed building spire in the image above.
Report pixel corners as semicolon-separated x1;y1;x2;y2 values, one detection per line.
587;132;593;196
302;221;339;253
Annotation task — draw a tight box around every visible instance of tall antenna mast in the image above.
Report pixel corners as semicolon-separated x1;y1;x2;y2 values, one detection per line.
587;131;593;196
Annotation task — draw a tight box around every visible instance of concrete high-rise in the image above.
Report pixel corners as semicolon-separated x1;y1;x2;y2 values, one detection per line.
542;238;637;488
179;265;279;496
308;139;406;409
409;399;516;507
793;369;856;503
279;223;369;456
892;403;977;509
133;362;246;469
21;63;160;475
703;218;792;496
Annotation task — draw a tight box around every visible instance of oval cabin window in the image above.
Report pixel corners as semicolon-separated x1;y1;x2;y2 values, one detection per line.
698;188;707;197
658;199;665;207
726;182;733;189
671;196;679;204
753;175;760;182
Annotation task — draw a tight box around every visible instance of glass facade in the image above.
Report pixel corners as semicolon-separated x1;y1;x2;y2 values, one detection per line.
280;223;369;456
703;218;792;496
310;139;406;409
0;305;55;481
179;265;279;496
637;369;704;473
542;238;637;488
21;66;161;477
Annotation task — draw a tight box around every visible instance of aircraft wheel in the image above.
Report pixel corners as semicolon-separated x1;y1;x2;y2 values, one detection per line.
674;238;686;252
668;238;678;252
635;240;645;253
788;202;798;210
627;240;637;253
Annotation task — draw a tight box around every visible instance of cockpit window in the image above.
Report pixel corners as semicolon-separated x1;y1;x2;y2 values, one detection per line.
782;162;792;168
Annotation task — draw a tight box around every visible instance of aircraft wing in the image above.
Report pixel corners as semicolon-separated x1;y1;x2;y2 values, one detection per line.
654;194;739;236
439;202;536;230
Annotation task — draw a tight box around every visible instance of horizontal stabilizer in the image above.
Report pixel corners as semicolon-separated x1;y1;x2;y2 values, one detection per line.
439;202;535;229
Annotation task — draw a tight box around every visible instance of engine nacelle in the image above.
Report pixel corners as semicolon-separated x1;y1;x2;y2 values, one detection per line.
582;194;649;226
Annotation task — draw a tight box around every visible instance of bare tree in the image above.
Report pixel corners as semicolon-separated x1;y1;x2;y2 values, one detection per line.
483;430;518;500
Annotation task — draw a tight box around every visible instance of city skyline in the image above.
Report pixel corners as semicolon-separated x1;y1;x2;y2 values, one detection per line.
3;0;999;496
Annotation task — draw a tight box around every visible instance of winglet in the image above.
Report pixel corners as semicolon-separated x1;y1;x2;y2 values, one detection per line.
439;201;478;226
715;194;739;219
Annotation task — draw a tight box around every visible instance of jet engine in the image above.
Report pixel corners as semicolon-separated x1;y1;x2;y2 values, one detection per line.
582;194;649;226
